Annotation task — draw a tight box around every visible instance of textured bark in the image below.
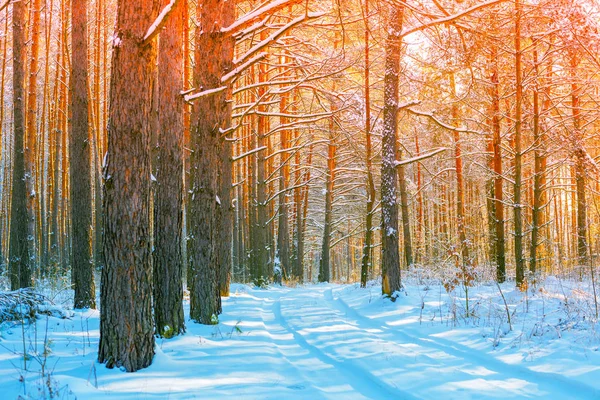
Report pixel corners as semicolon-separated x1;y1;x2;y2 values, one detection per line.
9;0;32;289
252;33;270;284
98;0;159;372
293;141;312;281
0;17;6;265
450;73;469;266
70;0;96;309
397;158;413;268
360;0;375;288
26;0;42;273
276;75;291;282
319;129;336;283
570;55;589;268
188;0;233;323
489;44;506;283
153;0;185;338
217;3;235;297
381;4;404;297
513;0;525;285
529;46;547;275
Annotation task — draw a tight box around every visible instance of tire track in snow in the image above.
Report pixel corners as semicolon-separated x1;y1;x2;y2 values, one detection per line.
273;295;419;400
251;292;370;399
330;289;600;399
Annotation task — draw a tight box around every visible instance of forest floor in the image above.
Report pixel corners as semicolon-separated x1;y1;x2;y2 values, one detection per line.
2;277;600;399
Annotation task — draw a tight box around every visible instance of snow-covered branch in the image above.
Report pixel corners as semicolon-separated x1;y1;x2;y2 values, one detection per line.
221;0;303;35
234;11;326;66
394;148;447;167
183;86;226;103
142;0;179;45
232;146;268;162
0;0;11;13
400;0;507;39
407;107;484;135
221;52;267;84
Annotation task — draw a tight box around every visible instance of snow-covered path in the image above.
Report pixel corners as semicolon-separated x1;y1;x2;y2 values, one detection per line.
2;283;600;399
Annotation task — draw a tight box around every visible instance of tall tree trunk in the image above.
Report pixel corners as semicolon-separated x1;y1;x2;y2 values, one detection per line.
98;0;159;372
381;3;404;298
360;0;375;288
153;0;186;338
70;0;95;308
450;73;469;266
188;0;233;322
0;16;6;266
252;33;270;285
9;0;32;289
397;154;413;269
217;3;235;296
490;44;506;283
275;61;291;283
570;55;589;268
26;0;42;275
319;127;336;283
529;45;546;276
513;0;525;285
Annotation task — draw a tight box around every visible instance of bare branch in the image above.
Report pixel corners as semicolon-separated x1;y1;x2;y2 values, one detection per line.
234;11;326;65
395;148;447;167
221;0;304;35
400;0;507;39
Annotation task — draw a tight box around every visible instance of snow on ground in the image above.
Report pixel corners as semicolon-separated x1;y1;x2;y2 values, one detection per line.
2;278;600;399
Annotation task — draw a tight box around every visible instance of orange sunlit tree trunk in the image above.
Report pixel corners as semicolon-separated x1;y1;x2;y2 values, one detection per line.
153;0;186;338
98;0;160;372
9;0;32;289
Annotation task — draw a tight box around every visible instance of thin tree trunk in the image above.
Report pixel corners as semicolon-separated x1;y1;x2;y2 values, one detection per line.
450;73;469;266
319;127;336;283
253;31;270;285
217;3;235;297
360;0;375;288
275;58;291;283
570;55;589;269
25;0;42;276
529;45;546;276
513;0;525;285
490;43;506;283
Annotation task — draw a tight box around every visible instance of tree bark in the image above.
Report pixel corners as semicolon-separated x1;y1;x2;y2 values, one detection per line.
217;3;235;296
360;0;375;288
570;55;589;268
275;60;291;283
70;0;95;308
9;0;32;290
26;0;42;274
489;43;506;283
381;3;404;298
188;0;233;322
98;0;159;372
513;0;525;285
153;0;186;338
450;73;469;266
319;128;336;283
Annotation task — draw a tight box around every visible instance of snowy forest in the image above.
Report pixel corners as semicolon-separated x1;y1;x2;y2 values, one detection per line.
1;0;600;398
